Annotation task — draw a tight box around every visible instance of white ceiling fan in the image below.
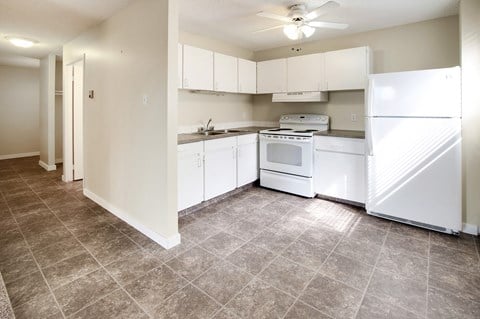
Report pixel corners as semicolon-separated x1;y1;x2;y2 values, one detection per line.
255;1;348;40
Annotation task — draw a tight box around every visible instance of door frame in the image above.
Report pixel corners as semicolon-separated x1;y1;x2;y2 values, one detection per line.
63;55;85;182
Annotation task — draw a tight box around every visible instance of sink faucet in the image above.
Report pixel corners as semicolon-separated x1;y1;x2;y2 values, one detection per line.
199;118;214;132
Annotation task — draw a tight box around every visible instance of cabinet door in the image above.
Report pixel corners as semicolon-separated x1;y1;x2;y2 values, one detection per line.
287;53;325;92
238;58;256;94
178;142;204;211
325;47;369;91
214;53;238;93
183;45;213;90
204;137;237;200
237;134;259;187
314;150;365;204
257;58;287;93
178;44;183;89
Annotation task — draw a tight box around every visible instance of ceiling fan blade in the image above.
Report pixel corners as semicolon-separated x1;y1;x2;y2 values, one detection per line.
256;11;292;23
253;25;285;33
308;21;349;30
305;1;340;21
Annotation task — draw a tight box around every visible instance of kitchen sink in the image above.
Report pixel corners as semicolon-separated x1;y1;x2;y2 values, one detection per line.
194;131;226;136
220;129;245;133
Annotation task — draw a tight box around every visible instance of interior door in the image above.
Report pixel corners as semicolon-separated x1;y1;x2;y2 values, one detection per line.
73;60;84;180
366;117;462;231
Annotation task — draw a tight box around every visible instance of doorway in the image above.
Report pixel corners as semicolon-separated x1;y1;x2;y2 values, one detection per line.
64;57;84;181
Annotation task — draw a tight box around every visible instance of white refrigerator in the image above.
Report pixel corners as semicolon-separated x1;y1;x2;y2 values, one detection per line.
365;67;462;234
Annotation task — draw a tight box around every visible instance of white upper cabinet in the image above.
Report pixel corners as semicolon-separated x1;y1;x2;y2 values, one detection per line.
178;44;183;89
183;45;214;91
214;53;238;93
324;46;371;91
238;58;257;94
257;58;287;94
287;53;325;92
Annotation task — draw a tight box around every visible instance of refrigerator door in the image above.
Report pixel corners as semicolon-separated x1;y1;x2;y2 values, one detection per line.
367;67;461;118
366;117;462;232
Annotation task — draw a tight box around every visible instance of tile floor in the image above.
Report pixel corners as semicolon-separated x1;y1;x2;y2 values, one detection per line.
1;156;479;319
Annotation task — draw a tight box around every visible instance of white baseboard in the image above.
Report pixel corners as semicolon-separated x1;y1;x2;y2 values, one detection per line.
38;160;56;171
83;188;181;249
0;151;40;160
55;158;63;164
462;223;478;235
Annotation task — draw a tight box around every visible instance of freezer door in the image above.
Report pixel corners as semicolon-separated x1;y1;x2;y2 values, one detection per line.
366;117;461;231
367;67;461;118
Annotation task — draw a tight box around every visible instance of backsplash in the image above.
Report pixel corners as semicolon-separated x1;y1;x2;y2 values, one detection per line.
178;120;277;134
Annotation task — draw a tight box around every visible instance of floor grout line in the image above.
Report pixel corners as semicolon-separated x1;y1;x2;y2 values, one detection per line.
0;175;68;319
350;220;392;319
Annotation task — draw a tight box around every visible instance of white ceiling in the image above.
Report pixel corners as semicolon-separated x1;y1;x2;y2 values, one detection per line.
179;0;460;51
0;0;133;67
0;0;459;68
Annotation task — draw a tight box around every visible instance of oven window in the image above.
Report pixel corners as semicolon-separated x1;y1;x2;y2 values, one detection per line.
266;143;302;166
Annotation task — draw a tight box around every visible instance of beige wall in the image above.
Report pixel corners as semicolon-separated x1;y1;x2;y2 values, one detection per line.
0;65;40;157
55;60;63;162
252;16;460;129
178;31;255;131
460;0;480;228
63;0;179;245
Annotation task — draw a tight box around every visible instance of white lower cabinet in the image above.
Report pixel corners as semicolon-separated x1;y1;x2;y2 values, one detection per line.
177;142;204;211
204;137;237;201
237;134;259;187
314;136;365;204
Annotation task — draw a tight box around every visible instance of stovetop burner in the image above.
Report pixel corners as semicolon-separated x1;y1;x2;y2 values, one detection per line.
293;129;319;133
268;128;293;131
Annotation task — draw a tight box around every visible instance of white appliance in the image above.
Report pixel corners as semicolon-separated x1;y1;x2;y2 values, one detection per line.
260;114;329;197
314;136;365;204
366;66;462;234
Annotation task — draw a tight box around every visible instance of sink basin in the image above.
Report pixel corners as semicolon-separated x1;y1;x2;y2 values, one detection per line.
194;131;226;136
221;129;243;133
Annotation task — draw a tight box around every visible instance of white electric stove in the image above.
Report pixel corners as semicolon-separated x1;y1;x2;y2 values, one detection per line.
259;114;329;197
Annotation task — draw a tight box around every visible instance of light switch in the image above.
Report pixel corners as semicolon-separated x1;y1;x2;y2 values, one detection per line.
142;95;149;105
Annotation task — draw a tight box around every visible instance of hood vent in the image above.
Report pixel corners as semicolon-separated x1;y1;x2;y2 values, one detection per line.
272;91;329;103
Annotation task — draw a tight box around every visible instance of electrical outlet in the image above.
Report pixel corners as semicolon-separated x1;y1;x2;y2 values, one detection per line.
142;95;149;105
351;113;357;122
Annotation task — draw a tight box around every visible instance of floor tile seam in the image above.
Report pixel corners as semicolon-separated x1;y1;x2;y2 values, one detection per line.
55;216;153;319
0;189;68;319
426;283;480;305
351;221;392;319
429;242;479;256
46;263;105;292
0;191;17;317
63;286;124;318
279;221;351;319
427;257;480;275
24;181;153;319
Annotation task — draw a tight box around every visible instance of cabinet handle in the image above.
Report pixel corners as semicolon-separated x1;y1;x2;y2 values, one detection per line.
197;154;202;167
233;148;236;159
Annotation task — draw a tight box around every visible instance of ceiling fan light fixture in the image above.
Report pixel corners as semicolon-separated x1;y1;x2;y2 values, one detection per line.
5;36;37;48
300;25;315;38
283;24;299;40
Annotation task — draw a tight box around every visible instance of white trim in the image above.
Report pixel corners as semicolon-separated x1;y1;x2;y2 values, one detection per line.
38;160;56;171
55;158;63;164
83;188;181;249
0;151;39;160
462;223;479;235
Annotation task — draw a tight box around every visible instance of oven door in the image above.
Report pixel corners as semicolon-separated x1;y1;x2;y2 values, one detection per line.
259;134;313;177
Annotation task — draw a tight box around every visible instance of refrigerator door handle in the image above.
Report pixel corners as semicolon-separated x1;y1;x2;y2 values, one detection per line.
366;117;374;156
366;77;374;117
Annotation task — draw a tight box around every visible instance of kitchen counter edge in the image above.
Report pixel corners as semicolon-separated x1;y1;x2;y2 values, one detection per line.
178;126;273;145
314;129;365;139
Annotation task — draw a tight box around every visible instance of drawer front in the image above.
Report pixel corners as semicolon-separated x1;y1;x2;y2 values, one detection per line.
314;136;365;154
237;133;258;145
204;136;237;151
178;141;203;154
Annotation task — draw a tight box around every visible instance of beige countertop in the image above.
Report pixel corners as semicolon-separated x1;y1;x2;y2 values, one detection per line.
314;129;365;139
178;126;274;145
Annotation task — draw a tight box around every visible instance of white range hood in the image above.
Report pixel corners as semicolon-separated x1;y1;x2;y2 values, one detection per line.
272;91;329;103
